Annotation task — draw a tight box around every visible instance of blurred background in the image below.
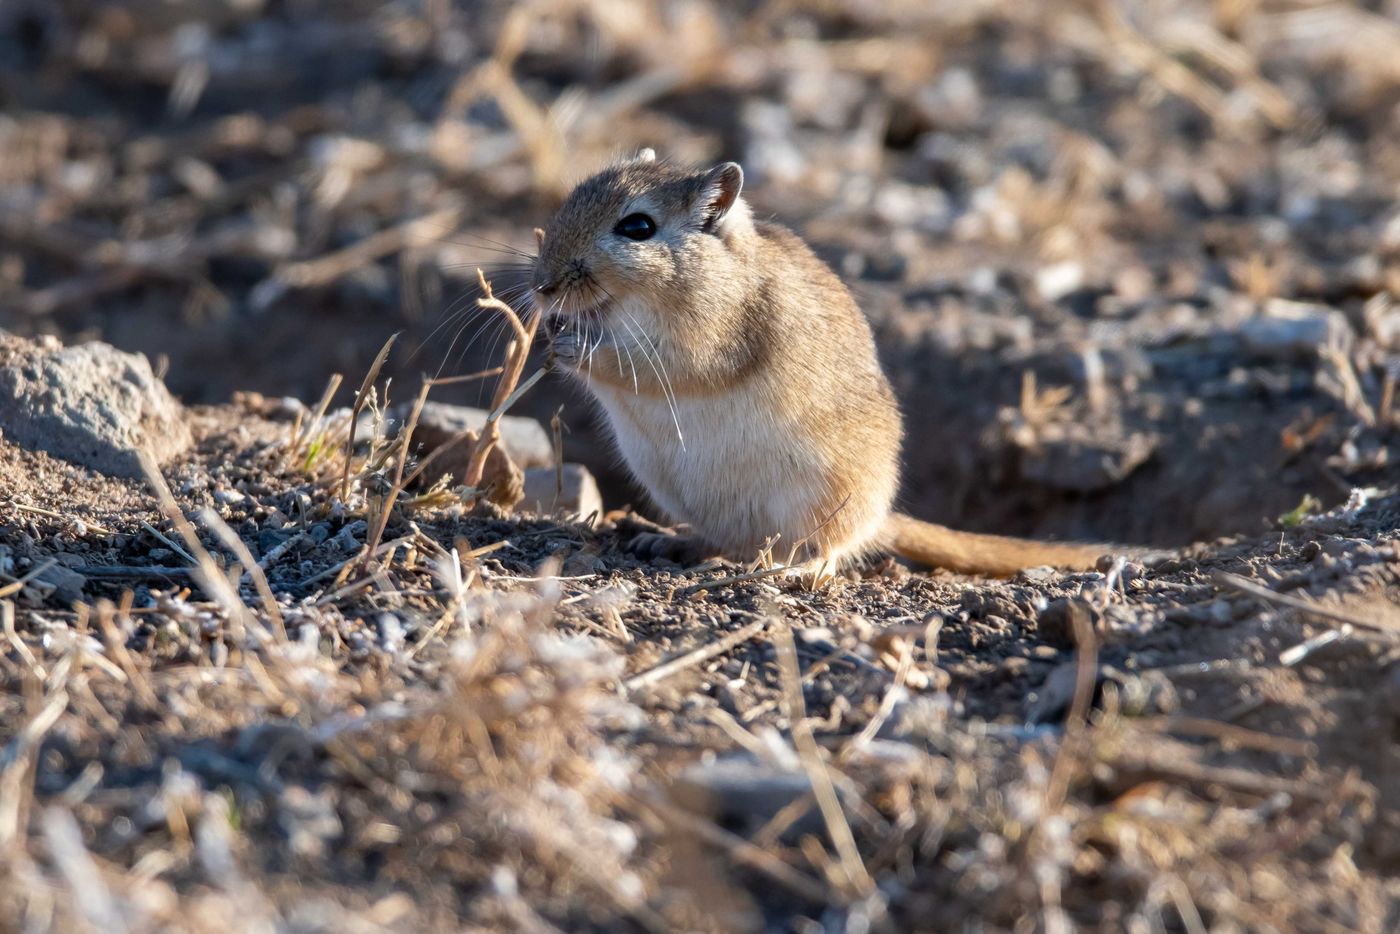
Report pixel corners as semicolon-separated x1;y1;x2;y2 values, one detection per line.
2;0;1398;546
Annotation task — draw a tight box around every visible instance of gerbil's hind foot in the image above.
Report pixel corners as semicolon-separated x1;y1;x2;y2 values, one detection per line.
626;530;708;565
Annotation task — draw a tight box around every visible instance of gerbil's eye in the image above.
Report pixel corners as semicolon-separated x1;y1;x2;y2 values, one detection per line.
614;213;657;241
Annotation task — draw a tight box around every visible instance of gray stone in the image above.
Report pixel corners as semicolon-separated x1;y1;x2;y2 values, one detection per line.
34;563;86;606
394;401;553;469
0;332;190;478
1025;662;1176;725
520;464;603;523
1036;598;1101;649
1238;300;1353;360
671;756;820;839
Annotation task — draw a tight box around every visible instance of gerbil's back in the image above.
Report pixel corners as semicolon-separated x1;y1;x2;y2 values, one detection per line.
744;219;903;534
750;220;899;421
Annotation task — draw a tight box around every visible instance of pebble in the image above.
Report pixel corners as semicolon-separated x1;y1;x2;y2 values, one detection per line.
519;464;604;524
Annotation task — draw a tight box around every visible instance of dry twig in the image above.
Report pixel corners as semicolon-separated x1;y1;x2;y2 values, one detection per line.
623;617;768;692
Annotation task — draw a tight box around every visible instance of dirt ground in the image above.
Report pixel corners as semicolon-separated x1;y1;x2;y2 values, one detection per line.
3;1;1400;931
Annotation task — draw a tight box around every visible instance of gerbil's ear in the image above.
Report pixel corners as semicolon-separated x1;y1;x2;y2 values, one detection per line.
694;162;744;232
635;147;657;163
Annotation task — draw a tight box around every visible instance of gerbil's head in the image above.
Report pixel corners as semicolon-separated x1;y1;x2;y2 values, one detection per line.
533;152;761;394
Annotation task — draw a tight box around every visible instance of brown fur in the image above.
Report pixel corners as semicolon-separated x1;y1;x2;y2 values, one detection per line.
882;514;1107;576
533;155;1109;574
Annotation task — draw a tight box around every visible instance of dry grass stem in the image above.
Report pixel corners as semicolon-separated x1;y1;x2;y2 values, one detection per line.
462;270;541;491
198;509;287;643
9;503;114;537
623;617;768;692
425;366;504;387
360;384;429;575
340;330;400;503
286;374;344;471
136;452;282;676
1041;599;1099;819
643;797;830;906
1214;571;1398;638
773;626;876;902
0;559;58;601
0;683;68;849
673;565;790;598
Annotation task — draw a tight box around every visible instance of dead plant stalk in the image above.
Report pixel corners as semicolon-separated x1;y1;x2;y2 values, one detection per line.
463;269;539;489
773;626;876;902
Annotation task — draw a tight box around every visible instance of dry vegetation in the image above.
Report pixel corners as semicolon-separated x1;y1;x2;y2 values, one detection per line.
4;390;1397;931
4;0;1400;931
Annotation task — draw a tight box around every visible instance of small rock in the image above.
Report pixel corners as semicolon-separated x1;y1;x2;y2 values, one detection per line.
1321;537;1364;559
393;403;543;509
1037;598;1101;650
1363;294;1400;350
258;529;292;553
520;464;603;524
376;613;405;653
1238;300;1353;361
1112;265;1155;303
277;786;342;859
34;563;86;606
671;756;819;839
1027;662;1175;724
213;488;247;507
332;520;366;553
0;331;191;478
398;402;553;469
911;67;982;130
1016;565;1057;583
1034;261;1085;303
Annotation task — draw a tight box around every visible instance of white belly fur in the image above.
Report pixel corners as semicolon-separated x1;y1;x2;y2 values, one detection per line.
590;379;843;557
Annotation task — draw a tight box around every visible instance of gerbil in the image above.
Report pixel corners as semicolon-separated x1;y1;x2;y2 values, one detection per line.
531;151;1109;576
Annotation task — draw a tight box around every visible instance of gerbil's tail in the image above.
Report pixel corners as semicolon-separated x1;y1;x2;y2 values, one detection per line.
882;512;1109;576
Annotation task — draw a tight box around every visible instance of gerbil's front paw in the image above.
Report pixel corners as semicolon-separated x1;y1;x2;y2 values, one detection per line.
626;531;706;565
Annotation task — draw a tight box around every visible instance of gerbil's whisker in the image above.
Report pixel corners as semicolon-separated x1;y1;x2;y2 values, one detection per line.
587;279;640;394
413;253;531;372
409;286;480;364
496;282;535;308
431;303;495;380
610;310;644;395
451;304;509;370
616;305;684;449
581;312;594;392
617;317;641;393
439;260;535;271
445;233;537;260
